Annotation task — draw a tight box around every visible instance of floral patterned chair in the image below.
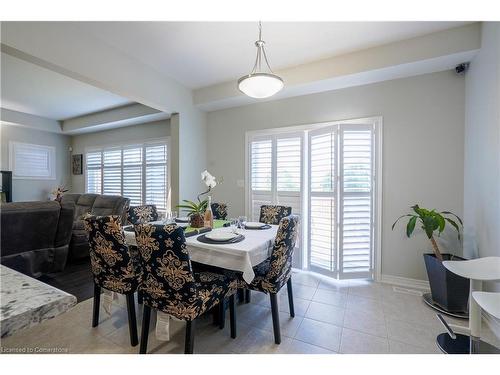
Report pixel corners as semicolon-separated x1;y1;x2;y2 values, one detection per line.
83;215;142;347
127;204;159;225
134;223;239;354
243;215;299;344
259;205;292;225
211;202;228;220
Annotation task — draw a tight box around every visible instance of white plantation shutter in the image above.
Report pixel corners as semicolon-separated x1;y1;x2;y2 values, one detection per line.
85;140;168;212
340;127;373;277
249;135;302;221
250;139;273;221
309;129;337;272
307;124;375;278
145;144;168;212
86;151;102;193
103;149;122;195
276;136;302;226
123;146;143;206
9;142;55;179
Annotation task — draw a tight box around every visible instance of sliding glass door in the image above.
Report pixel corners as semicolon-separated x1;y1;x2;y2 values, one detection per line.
248;119;378;279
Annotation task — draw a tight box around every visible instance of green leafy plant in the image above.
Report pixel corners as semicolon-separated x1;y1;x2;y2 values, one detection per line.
176;199;208;216
392;205;463;261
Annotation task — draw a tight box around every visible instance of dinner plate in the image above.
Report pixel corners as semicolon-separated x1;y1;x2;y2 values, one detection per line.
176;217;190;223
245;221;267;229
177;222;189;228
205;231;239;242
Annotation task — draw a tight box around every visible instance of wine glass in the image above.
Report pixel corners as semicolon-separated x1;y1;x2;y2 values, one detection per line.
171;211;178;223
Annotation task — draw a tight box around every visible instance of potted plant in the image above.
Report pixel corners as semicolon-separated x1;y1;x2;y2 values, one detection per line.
176;199;208;228
176;170;222;228
392;205;469;313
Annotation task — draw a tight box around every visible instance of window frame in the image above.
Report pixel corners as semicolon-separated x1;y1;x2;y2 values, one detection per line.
84;137;170;212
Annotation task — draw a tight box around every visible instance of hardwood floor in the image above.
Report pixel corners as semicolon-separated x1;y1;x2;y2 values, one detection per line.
39;258;94;302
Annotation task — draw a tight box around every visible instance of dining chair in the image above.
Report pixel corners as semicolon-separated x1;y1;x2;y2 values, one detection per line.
83;215;142;347
127;204;159;225
243;214;299;344
211;202;228;220
259;205;292;225
134;223;239;354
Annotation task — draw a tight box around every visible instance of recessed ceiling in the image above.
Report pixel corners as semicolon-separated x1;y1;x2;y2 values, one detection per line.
1;52;132;120
77;21;470;89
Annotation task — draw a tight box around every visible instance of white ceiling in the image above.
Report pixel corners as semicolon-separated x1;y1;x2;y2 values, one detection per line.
1;52;131;120
79;21;470;89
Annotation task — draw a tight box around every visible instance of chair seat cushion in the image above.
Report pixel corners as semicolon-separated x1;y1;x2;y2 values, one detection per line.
194;271;238;315
246;258;281;294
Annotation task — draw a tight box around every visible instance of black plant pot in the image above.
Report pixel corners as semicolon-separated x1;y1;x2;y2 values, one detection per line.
423;253;470;313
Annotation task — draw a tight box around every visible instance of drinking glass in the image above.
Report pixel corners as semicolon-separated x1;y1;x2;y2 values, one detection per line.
230;218;238;233
171;211;178;222
238;216;248;229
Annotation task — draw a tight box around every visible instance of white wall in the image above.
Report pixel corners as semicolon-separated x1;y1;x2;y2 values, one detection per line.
0;123;71;201
207;71;465;281
70;119;170;194
464;23;500;282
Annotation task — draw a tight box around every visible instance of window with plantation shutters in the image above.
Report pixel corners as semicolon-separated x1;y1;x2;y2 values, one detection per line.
248;134;302;222
85;139;168;212
247;118;379;280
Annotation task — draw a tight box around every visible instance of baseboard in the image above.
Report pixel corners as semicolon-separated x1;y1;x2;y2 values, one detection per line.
380;274;430;290
483;311;500;339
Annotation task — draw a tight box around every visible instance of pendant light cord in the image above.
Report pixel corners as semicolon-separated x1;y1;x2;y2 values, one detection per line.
250;21;275;75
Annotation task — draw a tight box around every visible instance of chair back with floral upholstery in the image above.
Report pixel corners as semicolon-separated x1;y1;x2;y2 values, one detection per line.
259;205;292;225
134;224;208;320
262;215;299;292
84;215;140;294
127;204;159;225
211;203;228;220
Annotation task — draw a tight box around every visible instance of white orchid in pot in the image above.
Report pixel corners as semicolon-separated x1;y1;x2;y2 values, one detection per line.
176;170;223;228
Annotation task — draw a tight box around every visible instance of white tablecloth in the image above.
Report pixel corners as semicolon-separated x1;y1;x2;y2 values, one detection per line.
124;224;278;283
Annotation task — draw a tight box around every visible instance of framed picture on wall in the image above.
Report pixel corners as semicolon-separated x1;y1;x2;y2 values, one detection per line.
72;154;83;175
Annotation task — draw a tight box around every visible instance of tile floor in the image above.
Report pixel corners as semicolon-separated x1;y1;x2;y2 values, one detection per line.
2;270;499;354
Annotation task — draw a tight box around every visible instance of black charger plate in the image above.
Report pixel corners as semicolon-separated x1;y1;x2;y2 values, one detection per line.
197;234;245;245
244;224;271;230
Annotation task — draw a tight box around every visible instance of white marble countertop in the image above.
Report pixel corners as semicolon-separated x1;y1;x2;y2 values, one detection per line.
1;265;77;338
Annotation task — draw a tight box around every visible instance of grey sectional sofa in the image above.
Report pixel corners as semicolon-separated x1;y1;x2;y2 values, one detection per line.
0;201;75;277
61;194;130;260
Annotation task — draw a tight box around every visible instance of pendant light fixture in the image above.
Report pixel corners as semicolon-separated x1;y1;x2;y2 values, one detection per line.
237;22;284;99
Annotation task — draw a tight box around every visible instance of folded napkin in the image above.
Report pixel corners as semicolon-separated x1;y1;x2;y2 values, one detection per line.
184;227;212;237
198;227;211;235
102;289;118;315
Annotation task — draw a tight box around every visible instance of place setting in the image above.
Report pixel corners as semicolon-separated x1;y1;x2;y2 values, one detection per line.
196;218;245;244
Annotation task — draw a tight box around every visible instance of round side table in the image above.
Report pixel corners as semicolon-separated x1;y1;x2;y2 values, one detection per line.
437;257;500;354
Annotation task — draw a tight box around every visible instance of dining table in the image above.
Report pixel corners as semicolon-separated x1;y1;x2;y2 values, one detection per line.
123;219;278;341
124;219;278;283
